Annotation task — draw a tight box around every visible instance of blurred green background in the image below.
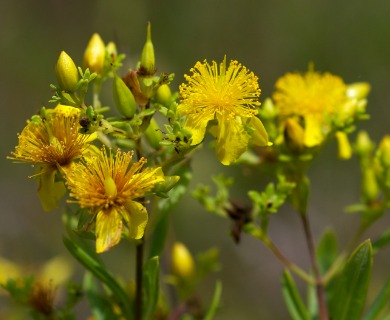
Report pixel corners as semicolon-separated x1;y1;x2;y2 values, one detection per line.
1;0;390;318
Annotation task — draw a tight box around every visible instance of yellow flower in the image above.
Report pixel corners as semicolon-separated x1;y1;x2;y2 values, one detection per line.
9;105;92;211
65;148;165;253
177;57;269;165
273;68;369;148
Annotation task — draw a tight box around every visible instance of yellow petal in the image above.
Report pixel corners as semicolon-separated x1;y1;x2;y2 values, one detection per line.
249;116;269;146
36;168;66;212
122;201;148;239
96;208;123;253
304;114;324;147
182;110;215;145
216;114;250;165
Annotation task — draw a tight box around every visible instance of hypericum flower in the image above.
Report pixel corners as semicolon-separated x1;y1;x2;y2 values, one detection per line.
273;68;369;148
9;104;93;211
65;148;165;253
177;57;269;165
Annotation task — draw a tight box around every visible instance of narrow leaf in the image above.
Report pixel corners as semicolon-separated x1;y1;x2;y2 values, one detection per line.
63;237;133;318
83;272;118;320
372;228;390;252
329;240;373;320
204;281;222;320
143;256;159;320
364;277;390;320
316;228;338;275
281;270;310;320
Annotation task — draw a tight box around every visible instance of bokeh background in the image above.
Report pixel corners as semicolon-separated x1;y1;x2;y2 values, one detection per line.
1;0;390;318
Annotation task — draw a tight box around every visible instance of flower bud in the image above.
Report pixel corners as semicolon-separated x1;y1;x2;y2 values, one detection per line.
144;118;163;149
55;51;79;92
106;41;117;58
83;33;105;74
355;131;374;157
362;168;379;203
113;74;137;118
155;84;172;106
140;22;155;76
284;118;305;151
335;131;352;160
171;242;195;279
261;98;278;119
346;82;371;100
378;135;390;167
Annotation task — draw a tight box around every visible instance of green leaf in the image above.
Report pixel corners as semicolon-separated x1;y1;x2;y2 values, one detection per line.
329;240;373;320
372;228;390;252
148;164;192;258
62;237;133;318
316;228;338;275
281;270;310;320
204;281;222;320
364;277;390;320
143;256;159;320
83;272;119;320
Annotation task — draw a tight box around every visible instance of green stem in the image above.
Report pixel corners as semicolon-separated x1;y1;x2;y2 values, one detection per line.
262;235;315;284
135;239;144;320
300;213;329;320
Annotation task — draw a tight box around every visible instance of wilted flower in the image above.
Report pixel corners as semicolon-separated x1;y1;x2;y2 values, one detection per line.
9;105;93;211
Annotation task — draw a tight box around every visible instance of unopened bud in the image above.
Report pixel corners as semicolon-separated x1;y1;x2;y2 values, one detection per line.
144;118;163;149
113;74;137;118
83;33;105;74
378;135;390;167
155;84;172;106
55;51;79;92
346;82;371;100
106;42;117;58
335;131;352;160
261;98;278;119
355;131;374;157
171;242;195;279
362;168;379;203
284;118;305;151
140;22;155;76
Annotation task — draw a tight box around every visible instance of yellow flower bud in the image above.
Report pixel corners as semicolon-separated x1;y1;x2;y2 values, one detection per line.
155;84;172;106
106;41;117;58
171;242;195;279
346;82;371;100
284;118;305;151
362;168;379;203
113;74;137;118
83;33;106;74
355;131;374;156
55;51;79;92
378;135;390;167
335;131;352;160
140;22;155;76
